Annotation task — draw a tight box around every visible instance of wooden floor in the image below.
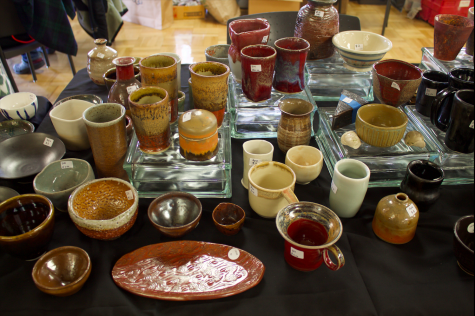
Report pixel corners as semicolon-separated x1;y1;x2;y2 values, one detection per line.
6;1;434;104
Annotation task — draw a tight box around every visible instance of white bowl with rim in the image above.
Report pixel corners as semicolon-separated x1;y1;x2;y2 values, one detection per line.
332;31;392;72
0;92;38;120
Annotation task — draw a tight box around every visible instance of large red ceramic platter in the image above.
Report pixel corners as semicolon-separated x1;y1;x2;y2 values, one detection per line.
112;241;265;301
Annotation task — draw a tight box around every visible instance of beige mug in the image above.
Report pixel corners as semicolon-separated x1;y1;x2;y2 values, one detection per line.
242;140;274;189
248;161;299;218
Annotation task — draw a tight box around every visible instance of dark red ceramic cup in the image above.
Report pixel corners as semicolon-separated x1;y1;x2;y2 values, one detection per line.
273;37;310;93
276;202;345;272
434;14;474;61
241;45;277;102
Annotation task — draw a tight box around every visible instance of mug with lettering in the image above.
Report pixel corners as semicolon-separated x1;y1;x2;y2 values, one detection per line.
276;202;345;272
248;161;298;218
415;70;449;117
241;45;276;102
329;159;370;218
242;140;274;189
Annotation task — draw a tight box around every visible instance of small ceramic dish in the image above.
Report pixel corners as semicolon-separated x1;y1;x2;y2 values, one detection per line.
53;94;103;108
0;194;55;260
0;186;19;203
205;44;231;66
453;215;474;276
148;192;202;238
0;119;35;142
332;31;392;72
103;66;141;91
33;159;95;212
68;178;139;240
32;246;92;296
0;133;66;179
212;203;245;235
285;146;323;185
355;104;408;147
0;92;37;120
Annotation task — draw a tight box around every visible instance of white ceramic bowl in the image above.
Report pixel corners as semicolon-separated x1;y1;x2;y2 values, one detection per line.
0;92;38;120
332;31;392;72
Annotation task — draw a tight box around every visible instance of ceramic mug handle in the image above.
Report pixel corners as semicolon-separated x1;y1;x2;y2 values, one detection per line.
430;86;456;132
281;187;299;204
323;244;345;271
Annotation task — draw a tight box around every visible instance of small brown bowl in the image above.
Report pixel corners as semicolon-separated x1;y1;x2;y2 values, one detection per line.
148;192;202;238
212;203;245;235
453;215;474;276
32;246;91;296
103;66;141;91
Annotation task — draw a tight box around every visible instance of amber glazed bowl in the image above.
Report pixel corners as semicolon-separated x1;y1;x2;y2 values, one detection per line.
355;103;408;147
148;192;202;238
212;203;246;236
68;178;139;240
0;194;55;260
453;215;474;275
32;246;92;296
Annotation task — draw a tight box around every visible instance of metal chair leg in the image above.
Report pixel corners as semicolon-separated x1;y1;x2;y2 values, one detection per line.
40;46;50;68
26;51;37;82
68;55;76;76
382;0;392;36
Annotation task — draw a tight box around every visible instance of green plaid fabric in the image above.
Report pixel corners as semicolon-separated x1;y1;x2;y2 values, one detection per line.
13;0;78;56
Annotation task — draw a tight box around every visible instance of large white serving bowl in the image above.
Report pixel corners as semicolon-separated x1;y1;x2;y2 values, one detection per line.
0;92;38;120
332;31;392;72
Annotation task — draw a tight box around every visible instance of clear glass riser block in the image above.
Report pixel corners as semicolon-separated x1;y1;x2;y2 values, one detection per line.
123;113;232;198
228;78;318;139
419;47;474;73
403;105;474;185
316;107;441;188
305;51;374;102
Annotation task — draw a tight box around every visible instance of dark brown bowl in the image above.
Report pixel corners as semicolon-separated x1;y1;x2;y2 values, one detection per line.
212;203;245;236
0;194;55;260
453;215;474;275
32;246;91;296
148;192;202;238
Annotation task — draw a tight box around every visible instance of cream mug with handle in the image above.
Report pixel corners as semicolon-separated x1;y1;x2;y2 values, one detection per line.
248;161;299;218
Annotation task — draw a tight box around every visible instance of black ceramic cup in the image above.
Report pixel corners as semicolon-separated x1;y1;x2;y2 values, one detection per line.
415;70;449;117
453;215;474;276
400;160;444;211
431;68;474;131
442;90;474;153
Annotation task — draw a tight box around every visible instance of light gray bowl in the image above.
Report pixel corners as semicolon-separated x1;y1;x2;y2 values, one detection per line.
205;45;230;66
0;133;66;179
53;95;103;108
34;159;95;212
0;186;19;203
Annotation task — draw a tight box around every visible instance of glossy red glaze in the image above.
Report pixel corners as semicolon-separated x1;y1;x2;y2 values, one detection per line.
434;14;474;61
284;219;329;271
273;38;310;93
114;57;135;81
241;45;277;102
228;19;270;64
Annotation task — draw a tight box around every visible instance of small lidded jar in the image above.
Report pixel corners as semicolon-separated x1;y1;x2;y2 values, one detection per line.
178;109;218;161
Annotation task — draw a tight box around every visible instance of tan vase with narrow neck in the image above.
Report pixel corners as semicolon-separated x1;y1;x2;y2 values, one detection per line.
372;193;419;244
87;38;118;85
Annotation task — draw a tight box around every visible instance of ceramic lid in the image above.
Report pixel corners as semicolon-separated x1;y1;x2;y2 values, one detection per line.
178;109;217;139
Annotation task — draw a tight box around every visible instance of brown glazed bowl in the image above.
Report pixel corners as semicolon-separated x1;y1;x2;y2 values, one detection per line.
32;246;92;296
372;59;422;107
148;192;202;238
453;215;474;276
212;203;245;236
68;178;139;240
0;194;55;260
103;66;141;91
355;103;408;147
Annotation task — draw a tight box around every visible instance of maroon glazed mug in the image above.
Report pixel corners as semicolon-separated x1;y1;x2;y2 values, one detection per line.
434;14;474;61
241;45;277;102
273;37;310;94
276;202;345;272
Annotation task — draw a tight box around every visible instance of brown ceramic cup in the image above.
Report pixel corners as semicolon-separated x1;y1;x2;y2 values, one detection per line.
212;203;246;236
128;86;171;154
139;55;179;124
82;103;129;181
189;62;230;128
434;14;474;61
277;98;314;153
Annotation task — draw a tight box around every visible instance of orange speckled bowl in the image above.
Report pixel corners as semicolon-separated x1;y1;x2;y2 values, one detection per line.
178;109;218;161
68;178;138;240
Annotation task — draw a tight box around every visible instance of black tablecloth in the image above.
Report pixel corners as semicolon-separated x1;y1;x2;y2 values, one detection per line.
0;68;473;316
